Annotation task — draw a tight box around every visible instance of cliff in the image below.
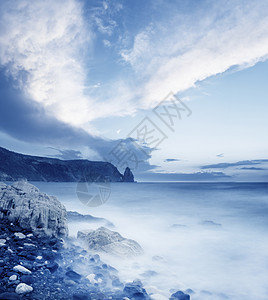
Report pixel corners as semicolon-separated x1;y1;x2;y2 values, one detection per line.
0;146;134;182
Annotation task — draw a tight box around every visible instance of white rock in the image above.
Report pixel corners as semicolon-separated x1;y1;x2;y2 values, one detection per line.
27;233;33;237
14;232;26;239
86;274;98;284
9;275;17;281
0;239;6;247
15;283;33;294
13;265;31;274
0;181;68;237
36;256;42;260
24;243;36;247
77;227;143;257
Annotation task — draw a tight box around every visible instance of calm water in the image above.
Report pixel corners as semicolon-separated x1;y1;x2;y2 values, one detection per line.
32;182;268;300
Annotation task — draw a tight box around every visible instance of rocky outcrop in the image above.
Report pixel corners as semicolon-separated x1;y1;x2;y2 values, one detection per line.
67;211;114;228
0;146;134;182
0;181;68;237
122;167;134;182
77;227;143;257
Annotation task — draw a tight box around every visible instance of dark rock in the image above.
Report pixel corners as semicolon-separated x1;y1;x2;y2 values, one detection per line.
170;291;190;300
46;262;59;273
65;270;82;283
123;280;149;299
122;167;134;182
72;293;91;300
0;292;20;299
20;275;34;284
0;146;128;182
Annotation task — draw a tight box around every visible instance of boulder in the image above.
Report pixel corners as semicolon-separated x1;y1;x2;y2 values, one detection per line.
0;181;68;237
15;283;33;295
170;291;190;300
123;280;150;299
77;227;143;257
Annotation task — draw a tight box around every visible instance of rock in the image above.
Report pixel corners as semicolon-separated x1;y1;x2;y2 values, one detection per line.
20;275;34;284
46;261;58;273
14;232;26;239
15;283;33;295
170;291;190;300
77;227;143;257
67;211;114;227
0;239;6;247
0;181;68;237
65;270;82;283
0;146;127;182
123;280;150;299
13;265;31;274
123;167;134;182
9;275;17;281
0;292;19;299
73;293;91;300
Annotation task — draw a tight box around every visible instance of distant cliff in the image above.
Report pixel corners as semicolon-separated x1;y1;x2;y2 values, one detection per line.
0;146;134;182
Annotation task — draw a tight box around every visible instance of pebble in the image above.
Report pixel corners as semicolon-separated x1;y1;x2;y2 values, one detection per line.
13;265;31;274
15;283;33;295
9;275;17;281
14;233;26;239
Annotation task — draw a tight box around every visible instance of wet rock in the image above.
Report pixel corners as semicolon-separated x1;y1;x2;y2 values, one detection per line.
123;280;150;299
65;270;82;283
170;291;190;300
0;181;68;238
13;265;31;274
15;283;33;294
77;227;143;257
0;292;20;299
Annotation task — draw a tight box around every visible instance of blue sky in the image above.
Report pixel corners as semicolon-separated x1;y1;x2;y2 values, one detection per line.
0;0;267;181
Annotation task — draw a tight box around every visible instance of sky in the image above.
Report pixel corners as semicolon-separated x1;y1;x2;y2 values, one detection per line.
0;0;267;181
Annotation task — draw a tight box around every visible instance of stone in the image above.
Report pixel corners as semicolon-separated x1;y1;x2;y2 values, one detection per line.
123;280;150;299
14;232;26;239
65;270;82;283
77;227;143;257
13;265;31;274
0;292;19;299
20;275;34;284
0;181;68;237
122;167;134;182
9;275;17;281
170;291;190;300
15;283;33;295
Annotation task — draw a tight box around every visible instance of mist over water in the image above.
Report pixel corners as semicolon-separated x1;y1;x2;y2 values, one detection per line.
33;182;268;300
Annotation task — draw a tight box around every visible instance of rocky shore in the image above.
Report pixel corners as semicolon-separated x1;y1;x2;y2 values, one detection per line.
0;181;190;300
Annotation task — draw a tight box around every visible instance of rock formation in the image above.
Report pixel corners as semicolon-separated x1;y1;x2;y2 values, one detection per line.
122;167;135;182
77;227;143;257
0;146;134;182
0;181;68;237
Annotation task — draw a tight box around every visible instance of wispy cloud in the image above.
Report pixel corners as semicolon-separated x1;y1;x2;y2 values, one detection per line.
164;159;181;162
121;1;268;108
201;159;268;169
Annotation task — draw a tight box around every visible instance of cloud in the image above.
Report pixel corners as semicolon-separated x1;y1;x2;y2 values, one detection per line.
164;159;181;162
121;0;268;108
46;147;83;160
0;68;154;171
216;153;224;158
138;171;232;181
201;159;268;169
0;0;98;130
240;167;265;171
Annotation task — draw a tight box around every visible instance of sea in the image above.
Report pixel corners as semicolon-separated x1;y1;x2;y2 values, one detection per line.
32;181;268;300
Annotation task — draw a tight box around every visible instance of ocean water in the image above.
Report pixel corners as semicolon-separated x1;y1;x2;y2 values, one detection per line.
32;181;268;300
